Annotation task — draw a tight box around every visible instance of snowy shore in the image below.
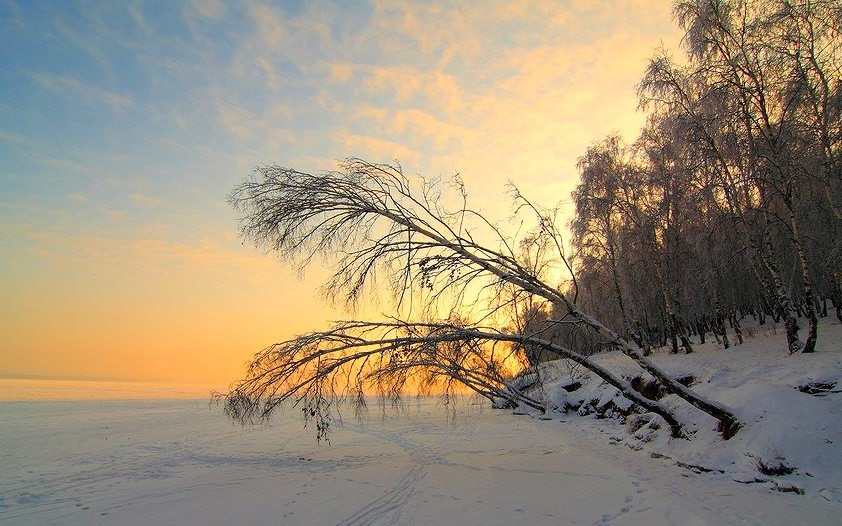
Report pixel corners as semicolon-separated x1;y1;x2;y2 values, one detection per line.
1;321;840;525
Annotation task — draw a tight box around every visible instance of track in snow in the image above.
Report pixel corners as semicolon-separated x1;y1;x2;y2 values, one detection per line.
335;423;432;526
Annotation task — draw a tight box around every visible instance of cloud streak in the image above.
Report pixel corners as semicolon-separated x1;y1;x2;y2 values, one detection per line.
29;72;133;111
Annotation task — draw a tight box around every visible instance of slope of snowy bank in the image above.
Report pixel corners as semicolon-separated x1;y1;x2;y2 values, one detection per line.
1;321;840;525
527;319;842;502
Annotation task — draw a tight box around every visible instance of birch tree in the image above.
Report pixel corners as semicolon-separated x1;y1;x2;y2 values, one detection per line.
220;159;742;440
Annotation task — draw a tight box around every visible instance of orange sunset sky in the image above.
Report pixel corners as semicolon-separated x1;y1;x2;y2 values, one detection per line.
1;0;681;388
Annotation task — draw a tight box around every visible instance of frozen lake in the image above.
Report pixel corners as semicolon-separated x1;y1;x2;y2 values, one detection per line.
1;396;836;526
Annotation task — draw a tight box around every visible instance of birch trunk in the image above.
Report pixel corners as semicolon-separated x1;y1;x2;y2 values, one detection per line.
787;189;818;353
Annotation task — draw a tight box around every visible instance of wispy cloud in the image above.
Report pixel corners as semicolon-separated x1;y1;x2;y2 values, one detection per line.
189;0;226;20
0;129;38;148
338;133;421;164
32;151;100;176
130;193;162;208
216;102;252;138
327;62;354;83
29;72;133;111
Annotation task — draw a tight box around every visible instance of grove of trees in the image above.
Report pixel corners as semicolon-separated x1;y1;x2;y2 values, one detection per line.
219;0;839;442
572;0;841;356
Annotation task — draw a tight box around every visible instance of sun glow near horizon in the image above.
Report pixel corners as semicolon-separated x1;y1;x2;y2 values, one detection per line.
0;0;681;390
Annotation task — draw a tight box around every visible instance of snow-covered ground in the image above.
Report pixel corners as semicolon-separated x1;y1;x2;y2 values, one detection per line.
1;320;840;525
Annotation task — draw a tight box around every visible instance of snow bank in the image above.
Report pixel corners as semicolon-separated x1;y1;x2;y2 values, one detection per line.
527;319;842;501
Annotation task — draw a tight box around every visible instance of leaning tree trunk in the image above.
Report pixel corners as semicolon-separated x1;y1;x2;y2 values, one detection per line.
553;299;742;439
487;331;687;438
386;204;742;436
460;242;741;437
434;224;742;437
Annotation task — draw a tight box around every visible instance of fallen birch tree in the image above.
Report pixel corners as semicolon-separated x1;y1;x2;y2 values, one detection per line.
220;159;742;440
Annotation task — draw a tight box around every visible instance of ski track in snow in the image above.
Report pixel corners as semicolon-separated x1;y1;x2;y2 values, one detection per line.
335;423;431;526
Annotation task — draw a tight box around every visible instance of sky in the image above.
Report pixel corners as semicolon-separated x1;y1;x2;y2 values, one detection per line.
0;0;682;388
